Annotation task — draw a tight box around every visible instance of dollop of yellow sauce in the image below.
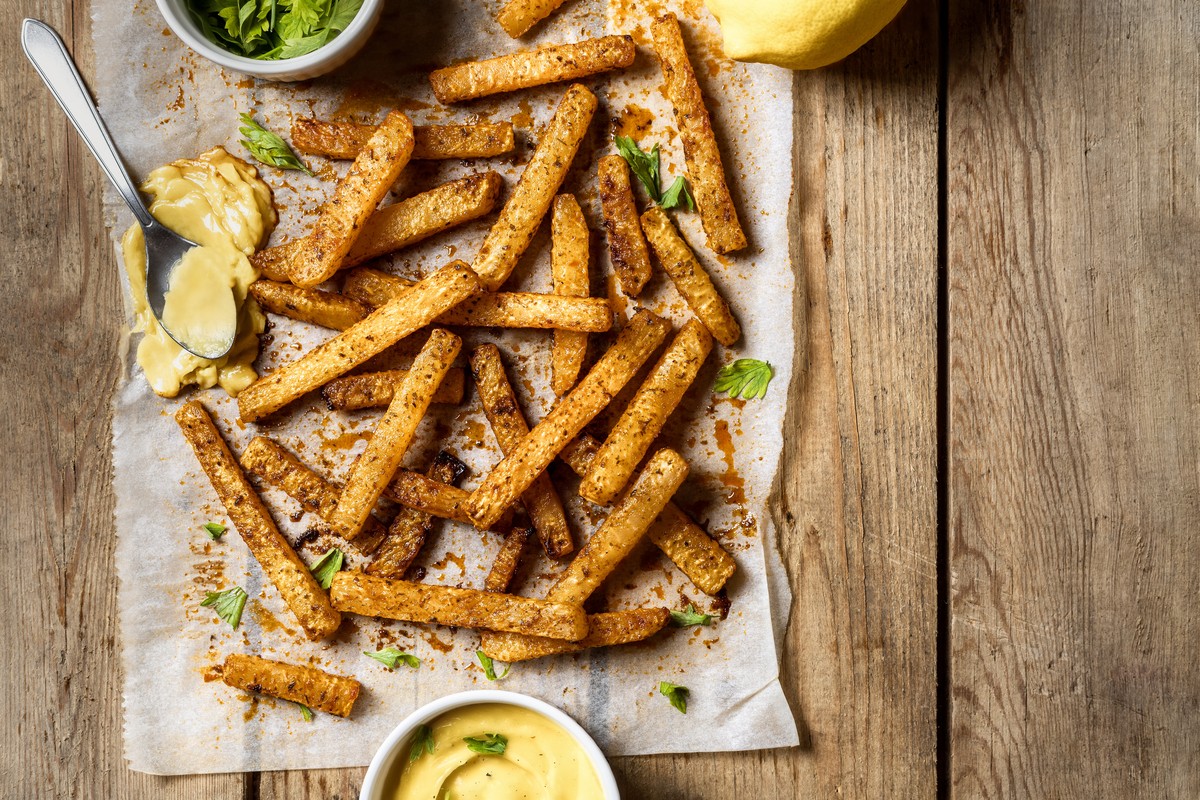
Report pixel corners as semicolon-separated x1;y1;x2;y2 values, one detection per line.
387;704;605;800
121;147;275;397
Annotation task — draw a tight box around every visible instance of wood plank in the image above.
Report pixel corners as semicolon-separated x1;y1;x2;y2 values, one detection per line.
0;2;245;798
947;1;1200;796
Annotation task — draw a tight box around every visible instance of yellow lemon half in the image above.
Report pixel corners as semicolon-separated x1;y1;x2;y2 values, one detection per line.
705;0;907;70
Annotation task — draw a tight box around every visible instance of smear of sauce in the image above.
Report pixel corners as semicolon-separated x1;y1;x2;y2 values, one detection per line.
613;104;655;139
713;418;746;506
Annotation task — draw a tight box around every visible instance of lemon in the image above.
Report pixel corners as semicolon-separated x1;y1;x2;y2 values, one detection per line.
705;0;907;71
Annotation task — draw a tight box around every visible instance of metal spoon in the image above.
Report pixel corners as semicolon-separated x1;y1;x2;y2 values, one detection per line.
21;18;235;360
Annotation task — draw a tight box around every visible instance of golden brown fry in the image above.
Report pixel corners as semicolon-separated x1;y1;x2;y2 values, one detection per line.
496;0;573;37
466;309;671;529
547;448;688;604
322;369;465;410
291;111;415;287
484;526;531;593
580;319;713;504
550;194;590;396
430;36;635;103
239;436;387;555
479;607;671;662
175;402;341;641
237;261;480;422
473;84;597;291
640;206;741;346
470;344;574;559
330;571;588;640
252;172;502;282
367;452;467;579
220;654;360;717
249;280;369;330
383;470;517;532
331;329;462;540
651;14;747;255
292;118;516;160
341;266;415;306
598;154;653;296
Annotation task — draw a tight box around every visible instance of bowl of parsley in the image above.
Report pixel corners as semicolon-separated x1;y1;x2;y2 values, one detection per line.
157;0;383;81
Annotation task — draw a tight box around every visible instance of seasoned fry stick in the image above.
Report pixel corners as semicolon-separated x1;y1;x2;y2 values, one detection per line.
485;526;531;593
239;436;387;554
249;280;370;330
496;0;573;37
479;608;671;662
322;369;465;410
330;572;589;640
640;206;741;346
293;118;516;160
550;194;590;395
367;452;467;579
383;471;517;532
175;402;341;640
430;36;635;103
473;85;597;290
471;344;574;559
580;319;713;504
466;309;671;529
291;111;415;287
237;261;480;422
651;14;747;254
598;154;653;296
341;267;415;305
331;330;462;540
548;448;688;604
251;172;502;282
220;654;360;717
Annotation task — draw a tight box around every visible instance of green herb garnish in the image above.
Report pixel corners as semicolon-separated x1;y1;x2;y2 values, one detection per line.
613;135;692;210
476;650;510;681
659;176;695;211
309;547;344;589
238;113;313;175
714;359;774;400
184;0;364;61
409;724;435;762
203;521;227;540
463;733;508;755
659;681;689;714
297;702;314;722
364;648;420;670
200;586;248;629
670;604;713;627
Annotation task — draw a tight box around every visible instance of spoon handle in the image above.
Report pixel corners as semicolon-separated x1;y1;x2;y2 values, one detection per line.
21;19;154;229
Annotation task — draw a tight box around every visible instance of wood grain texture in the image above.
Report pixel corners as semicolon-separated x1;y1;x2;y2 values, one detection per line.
947;1;1200;797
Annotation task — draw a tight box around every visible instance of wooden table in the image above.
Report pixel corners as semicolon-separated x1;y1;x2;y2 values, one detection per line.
3;1;1196;797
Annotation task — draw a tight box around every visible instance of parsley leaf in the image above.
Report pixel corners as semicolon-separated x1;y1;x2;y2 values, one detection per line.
670;604;713;627
476;650;510;681
463;733;508;755
296;702;314;722
659;176;695;211
203;521;227;540
409;724;435;762
614;136;662;201
714;359;774;400
200;586;248;629
309;547;344;589
364;648;421;670
185;0;360;61
326;0;364;33
659;681;689;714
238;113;313;175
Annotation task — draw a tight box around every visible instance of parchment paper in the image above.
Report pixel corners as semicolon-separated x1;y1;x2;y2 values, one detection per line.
95;0;799;774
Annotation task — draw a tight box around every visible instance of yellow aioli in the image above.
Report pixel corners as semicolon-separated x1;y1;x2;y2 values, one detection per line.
387;704;605;800
121;147;275;397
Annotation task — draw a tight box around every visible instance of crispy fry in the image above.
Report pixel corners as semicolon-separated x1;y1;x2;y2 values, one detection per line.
341;267;415;305
550;194;590;396
292;118;516;160
580;319;713;504
291;111;415;287
547;448;688;604
331;330;462;540
383;471;517;532
367;451;467;579
237;261;480;422
651;14;747;254
466;309;671;529
430;36;635;103
249;280;370;330
175;402;341;640
322;369;465;410
471;344;574;559
239;436;387;554
496;0;573;37
473;85;597;291
485;526;531;593
640;206;741;346
220;654;360;717
479;608;671;662
598;154;653;296
252;172;503;282
330;571;588;640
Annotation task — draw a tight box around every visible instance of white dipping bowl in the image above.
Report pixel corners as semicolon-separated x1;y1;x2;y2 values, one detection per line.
360;690;620;800
155;0;383;82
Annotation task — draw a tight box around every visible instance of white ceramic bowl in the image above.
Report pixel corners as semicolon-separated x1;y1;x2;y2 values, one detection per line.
155;0;383;82
359;690;620;800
